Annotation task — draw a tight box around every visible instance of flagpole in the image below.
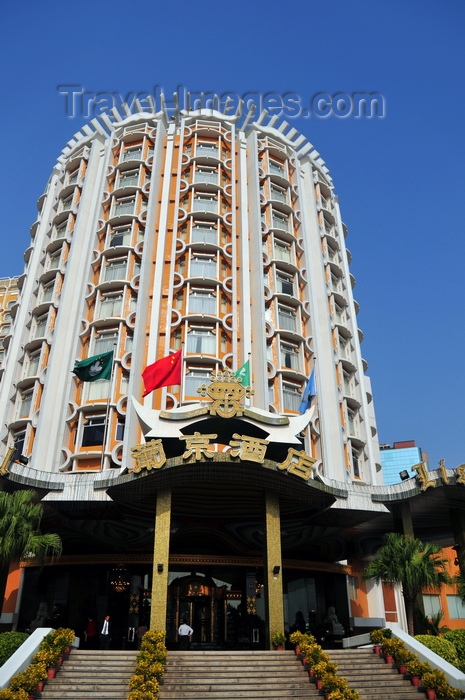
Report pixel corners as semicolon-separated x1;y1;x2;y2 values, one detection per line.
100;344;117;472
246;351;252;407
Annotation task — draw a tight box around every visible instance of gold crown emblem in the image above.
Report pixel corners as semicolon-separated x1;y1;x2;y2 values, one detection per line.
197;370;253;418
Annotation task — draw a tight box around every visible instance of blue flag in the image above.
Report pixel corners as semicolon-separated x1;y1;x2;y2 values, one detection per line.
299;369;316;414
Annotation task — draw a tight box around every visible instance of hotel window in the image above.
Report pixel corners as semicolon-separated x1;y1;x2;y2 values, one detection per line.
104;259;127;282
109;226;132;247
191;224;217;244
280;341;299;370
93;330;118;355
1;324;10;336
269;159;285;176
34;314;48;339
117;169;139;188
193;196;217;213
422;595;442;618
61;194;73;212
278;305;297;333
272;211;290;232
331;273;342;293
85;378;110;401
67;168;79;185
41;281;54;303
195;168;218;185
13;431;26;458
19;390;33;418
188;289;216;315
184;368;212;397
122;146;143;162
446;595;465;619
98;293;124;319
196;142;219;158
343;371;353;397
49;251;61;270
190;255;216;278
54;221;68;240
277;272;294;295
26;351;41;377
274;240;292;263
120;372;129;395
187;327;216;354
270;184;287;204
347;408;356;435
113;197;136;217
348;576;359;600
81;416;106;447
351;447;361;478
282;382;301;411
116;419;125;441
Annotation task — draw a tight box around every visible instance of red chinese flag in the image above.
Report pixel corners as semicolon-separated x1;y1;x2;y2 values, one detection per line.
142;350;183;397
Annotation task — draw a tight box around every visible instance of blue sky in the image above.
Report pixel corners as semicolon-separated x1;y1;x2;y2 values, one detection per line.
1;0;464;472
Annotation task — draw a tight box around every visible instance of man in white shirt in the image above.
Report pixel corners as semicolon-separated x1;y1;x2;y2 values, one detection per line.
178;618;193;649
100;615;111;649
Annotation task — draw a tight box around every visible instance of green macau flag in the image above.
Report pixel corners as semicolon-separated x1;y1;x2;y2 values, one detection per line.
72;351;114;382
235;360;250;386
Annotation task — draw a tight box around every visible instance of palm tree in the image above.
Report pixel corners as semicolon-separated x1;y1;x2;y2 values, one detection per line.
0;489;62;608
363;533;451;636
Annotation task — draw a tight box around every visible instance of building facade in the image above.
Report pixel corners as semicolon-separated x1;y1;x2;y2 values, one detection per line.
380;441;425;485
0;108;463;647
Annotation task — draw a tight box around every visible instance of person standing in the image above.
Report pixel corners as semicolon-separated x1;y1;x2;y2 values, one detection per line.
85;616;98;649
100;615;111;649
178;618;193;649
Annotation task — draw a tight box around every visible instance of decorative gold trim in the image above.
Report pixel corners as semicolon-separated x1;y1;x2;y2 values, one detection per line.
21;552;350;574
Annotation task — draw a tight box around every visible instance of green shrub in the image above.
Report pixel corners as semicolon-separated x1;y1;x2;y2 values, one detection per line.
0;632;29;666
444;629;465;661
414;634;460;668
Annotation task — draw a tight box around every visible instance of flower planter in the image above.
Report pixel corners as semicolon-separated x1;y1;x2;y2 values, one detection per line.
308;668;314;677
373;644;381;654
56;656;63;667
65;645;71;655
425;690;436;700
411;675;420;687
275;645;284;651
295;646;300;656
315;679;323;690
385;654;394;664
398;664;407;674
47;668;56;679
37;681;46;692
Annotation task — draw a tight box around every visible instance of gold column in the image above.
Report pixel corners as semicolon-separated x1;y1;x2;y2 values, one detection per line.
150;488;171;631
264;490;284;649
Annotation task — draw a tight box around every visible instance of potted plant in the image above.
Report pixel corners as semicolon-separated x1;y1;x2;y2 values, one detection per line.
0;690;29;700
421;669;448;700
289;630;306;654
313;661;338;679
271;630;286;650
406;658;430;687
369;627;391;654
9;661;47;696
321;673;348;694
380;636;403;664
394;646;415;674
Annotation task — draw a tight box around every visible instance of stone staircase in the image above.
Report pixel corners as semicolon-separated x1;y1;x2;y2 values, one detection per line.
327;648;424;700
38;649;138;700
158;650;319;699
35;646;428;700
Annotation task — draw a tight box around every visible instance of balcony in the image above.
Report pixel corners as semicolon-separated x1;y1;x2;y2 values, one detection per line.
191;226;217;245
193;198;218;214
195;145;219;159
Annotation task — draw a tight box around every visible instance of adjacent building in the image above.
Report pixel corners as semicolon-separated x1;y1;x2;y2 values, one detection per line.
380;440;426;485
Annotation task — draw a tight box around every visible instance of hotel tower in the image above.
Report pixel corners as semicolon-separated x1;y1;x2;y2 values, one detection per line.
0;108;398;646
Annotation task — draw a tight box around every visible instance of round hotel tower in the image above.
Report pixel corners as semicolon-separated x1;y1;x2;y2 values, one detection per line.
0;108;386;647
